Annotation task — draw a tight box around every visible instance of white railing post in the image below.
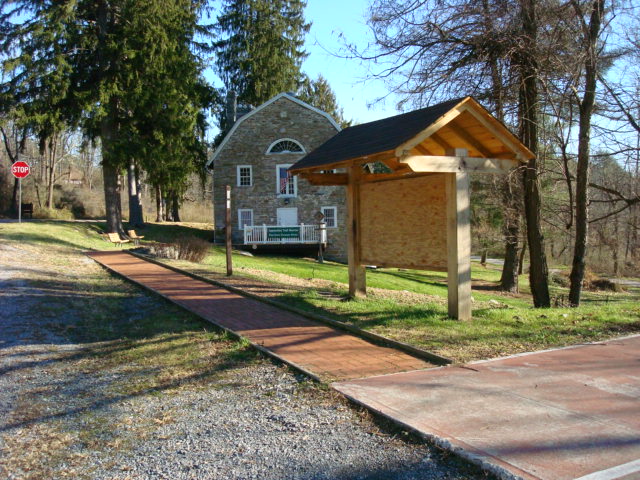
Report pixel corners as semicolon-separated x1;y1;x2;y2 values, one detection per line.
263;224;267;243
300;223;305;242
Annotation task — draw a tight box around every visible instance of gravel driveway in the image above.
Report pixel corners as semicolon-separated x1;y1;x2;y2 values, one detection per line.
0;239;489;480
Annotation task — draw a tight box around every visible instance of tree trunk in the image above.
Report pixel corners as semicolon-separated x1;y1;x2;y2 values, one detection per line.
569;0;604;306
518;236;528;275
518;0;550;307
500;174;521;292
46;141;55;208
171;192;181;222
127;159;144;227
103;162;124;234
164;194;173;221
155;185;164;222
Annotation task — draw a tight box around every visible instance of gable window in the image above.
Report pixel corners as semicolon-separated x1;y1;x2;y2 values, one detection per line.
238;209;253;229
321;206;337;228
267;138;305;154
277;164;297;197
237;165;252;187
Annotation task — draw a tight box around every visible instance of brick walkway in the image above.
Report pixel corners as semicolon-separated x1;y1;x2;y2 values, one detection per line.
88;251;432;381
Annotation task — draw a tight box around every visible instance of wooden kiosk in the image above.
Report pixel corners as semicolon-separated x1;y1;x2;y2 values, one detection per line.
289;97;534;320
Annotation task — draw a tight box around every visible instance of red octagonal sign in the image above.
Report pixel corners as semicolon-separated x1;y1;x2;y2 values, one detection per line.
11;161;30;178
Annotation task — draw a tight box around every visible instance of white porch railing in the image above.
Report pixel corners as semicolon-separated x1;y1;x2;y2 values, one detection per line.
243;223;327;245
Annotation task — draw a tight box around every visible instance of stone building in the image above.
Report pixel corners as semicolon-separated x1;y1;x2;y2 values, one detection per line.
207;92;347;261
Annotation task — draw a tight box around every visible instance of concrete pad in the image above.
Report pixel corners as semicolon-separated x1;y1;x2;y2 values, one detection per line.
333;335;640;480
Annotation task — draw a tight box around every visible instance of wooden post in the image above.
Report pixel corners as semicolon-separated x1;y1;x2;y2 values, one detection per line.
445;170;472;320
347;164;366;297
225;185;232;276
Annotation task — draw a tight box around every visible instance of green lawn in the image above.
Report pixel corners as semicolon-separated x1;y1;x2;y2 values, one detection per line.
3;220;638;363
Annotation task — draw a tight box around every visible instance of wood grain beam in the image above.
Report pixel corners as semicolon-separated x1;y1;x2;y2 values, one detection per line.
401;155;520;174
447;121;493;157
395;103;466;158
430;132;453;152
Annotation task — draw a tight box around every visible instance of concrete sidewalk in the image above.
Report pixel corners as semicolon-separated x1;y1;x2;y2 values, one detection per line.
334;335;640;480
89;250;640;480
88;251;431;381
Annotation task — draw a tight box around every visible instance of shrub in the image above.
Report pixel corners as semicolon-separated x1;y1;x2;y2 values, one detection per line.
175;236;210;263
33;207;75;220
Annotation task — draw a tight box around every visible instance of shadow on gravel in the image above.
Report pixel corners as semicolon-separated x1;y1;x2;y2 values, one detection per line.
0;266;259;432
0;346;255;433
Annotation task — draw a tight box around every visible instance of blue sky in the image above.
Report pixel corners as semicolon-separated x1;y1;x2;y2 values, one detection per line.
204;0;399;131
301;0;399;124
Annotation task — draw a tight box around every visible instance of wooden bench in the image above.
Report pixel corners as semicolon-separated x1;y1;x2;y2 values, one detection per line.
127;230;145;245
21;203;33;219
107;232;131;247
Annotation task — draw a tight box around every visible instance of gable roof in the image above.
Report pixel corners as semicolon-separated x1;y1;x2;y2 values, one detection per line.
206;93;341;168
289;96;534;174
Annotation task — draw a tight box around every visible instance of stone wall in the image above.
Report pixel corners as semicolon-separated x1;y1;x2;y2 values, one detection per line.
212;96;347;261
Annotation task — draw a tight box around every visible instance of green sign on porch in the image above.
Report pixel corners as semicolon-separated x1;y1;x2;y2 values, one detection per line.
267;227;300;241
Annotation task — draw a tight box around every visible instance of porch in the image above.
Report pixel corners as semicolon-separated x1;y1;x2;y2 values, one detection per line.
243;224;327;245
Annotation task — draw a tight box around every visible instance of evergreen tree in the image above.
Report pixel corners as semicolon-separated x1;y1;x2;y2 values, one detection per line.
298;74;351;128
1;0;212;233
214;0;310;106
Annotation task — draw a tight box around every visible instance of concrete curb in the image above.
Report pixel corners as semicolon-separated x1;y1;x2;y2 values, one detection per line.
126;250;452;366
88;250;516;480
333;386;525;480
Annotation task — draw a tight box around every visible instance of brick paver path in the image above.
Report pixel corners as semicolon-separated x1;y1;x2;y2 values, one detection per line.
88;251;432;381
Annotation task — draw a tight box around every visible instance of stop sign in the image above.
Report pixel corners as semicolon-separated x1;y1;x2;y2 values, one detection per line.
11;161;30;178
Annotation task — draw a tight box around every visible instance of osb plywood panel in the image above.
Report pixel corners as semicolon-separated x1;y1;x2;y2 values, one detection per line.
360;174;447;270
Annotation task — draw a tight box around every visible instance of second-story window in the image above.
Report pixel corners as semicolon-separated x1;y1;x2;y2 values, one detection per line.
277;164;297;197
237;165;252;187
267;138;305;154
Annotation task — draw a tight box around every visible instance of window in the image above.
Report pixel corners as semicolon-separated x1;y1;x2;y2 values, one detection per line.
267;138;305;154
238;209;253;229
237;165;252;187
276;164;297;197
321;206;337;228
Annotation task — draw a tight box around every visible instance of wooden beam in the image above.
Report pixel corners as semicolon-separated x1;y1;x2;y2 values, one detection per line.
401;155;520;174
347;164;366;297
445;171;471;320
430;132;454;152
395;103;466;158
415;143;434;155
299;172;348;186
361;171;436;184
447;121;493;157
460;104;533;160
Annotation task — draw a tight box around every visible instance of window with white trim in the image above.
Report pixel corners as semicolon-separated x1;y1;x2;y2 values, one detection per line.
237;165;252;187
276;164;297;197
321;206;337;228
238;209;253;229
267;138;305;154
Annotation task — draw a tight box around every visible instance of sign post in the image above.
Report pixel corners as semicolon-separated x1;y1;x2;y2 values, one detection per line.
314;211;325;264
225;185;232;276
11;161;31;223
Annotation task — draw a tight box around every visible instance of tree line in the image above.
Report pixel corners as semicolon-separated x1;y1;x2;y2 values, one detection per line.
350;0;639;306
1;0;346;232
2;0;637;309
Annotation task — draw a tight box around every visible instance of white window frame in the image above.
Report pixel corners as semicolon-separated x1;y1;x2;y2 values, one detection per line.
237;165;252;187
321;206;338;228
266;138;305;154
276;164;297;197
237;209;253;230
